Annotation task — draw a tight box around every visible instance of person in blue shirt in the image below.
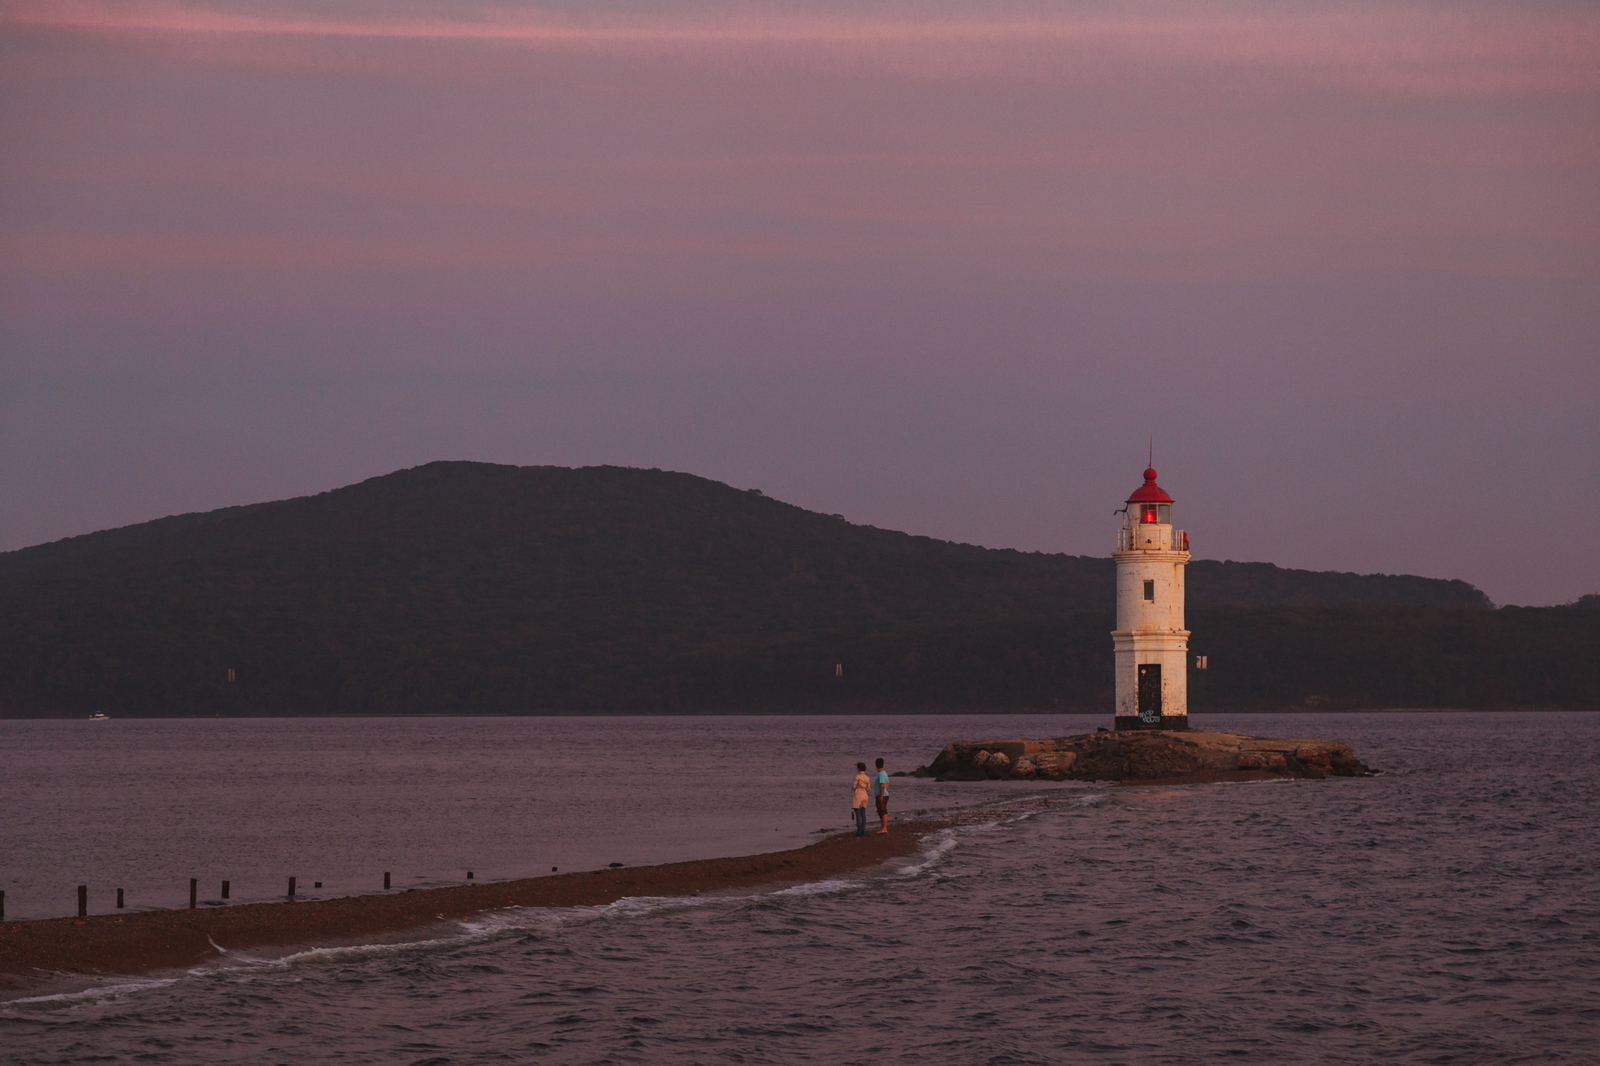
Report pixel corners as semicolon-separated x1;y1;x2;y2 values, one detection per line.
873;757;890;834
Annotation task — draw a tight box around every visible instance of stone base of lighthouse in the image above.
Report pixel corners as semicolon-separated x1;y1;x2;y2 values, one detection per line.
1112;631;1189;731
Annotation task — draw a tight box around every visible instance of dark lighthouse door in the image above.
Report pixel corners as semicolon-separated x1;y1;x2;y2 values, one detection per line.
1137;664;1163;722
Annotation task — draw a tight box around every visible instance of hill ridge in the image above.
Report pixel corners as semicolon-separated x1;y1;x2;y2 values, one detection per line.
9;461;1583;718
0;459;1486;605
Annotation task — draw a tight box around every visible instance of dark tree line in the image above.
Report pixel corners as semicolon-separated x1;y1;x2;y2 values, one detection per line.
3;461;1584;718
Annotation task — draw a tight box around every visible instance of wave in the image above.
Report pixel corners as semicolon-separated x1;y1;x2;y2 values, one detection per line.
1;808;1036;1016
0;977;178;1014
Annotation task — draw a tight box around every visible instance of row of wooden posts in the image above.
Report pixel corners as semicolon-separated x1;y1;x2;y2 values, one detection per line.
0;872;419;920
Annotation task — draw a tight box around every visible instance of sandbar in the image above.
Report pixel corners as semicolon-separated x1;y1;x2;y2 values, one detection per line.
1;817;953;994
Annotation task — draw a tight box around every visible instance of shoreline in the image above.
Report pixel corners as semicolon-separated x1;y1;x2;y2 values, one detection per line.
0;817;954;995
5;709;1587;721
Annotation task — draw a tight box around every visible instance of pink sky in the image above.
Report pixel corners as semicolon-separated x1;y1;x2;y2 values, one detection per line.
1;0;1596;604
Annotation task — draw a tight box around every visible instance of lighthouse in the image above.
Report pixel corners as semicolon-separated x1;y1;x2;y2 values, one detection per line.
1112;466;1191;730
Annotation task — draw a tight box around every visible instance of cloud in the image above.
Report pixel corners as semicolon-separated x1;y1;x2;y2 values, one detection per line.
7;0;1597;95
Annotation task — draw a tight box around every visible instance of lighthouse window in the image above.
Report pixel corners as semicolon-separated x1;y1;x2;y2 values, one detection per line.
1143;580;1155;601
1157;504;1170;523
1141;506;1157;523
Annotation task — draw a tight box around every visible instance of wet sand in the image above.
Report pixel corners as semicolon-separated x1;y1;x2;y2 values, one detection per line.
0;818;951;992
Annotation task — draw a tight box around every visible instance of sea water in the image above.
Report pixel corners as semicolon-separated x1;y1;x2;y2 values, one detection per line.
2;712;1597;1064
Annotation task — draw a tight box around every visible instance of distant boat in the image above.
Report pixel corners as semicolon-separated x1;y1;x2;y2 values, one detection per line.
88;712;109;721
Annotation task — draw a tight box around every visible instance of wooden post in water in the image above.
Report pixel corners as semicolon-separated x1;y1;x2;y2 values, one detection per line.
117;888;124;909
78;885;87;918
383;871;391;889
287;876;296;901
1;890;6;920
189;878;197;909
222;880;230;899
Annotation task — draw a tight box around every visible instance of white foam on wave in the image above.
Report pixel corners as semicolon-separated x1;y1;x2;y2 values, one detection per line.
0;976;178;1012
886;827;959;880
884;792;1099;877
458;906;572;936
769;877;858;898
467;870;867;933
263;931;478;969
473;891;710;933
587;892;712;919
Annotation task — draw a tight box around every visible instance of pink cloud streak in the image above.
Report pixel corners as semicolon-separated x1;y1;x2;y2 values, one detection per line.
7;0;1597;95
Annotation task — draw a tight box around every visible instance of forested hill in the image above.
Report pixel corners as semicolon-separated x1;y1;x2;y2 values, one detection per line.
5;461;1583;718
0;460;1490;613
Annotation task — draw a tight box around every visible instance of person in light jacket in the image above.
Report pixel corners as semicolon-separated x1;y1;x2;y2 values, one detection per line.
851;762;871;836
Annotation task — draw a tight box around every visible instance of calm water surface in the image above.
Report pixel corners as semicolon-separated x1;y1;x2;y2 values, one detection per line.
3;712;1597;1064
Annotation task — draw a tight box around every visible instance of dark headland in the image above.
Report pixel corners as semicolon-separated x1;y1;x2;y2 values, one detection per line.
2;461;1595;716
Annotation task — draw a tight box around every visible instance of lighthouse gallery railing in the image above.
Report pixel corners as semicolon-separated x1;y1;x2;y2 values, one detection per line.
1117;528;1187;551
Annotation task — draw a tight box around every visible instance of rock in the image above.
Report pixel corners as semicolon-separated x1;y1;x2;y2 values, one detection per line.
930;743;1000;781
928;729;1369;784
1030;752;1066;780
1035;751;1074;774
928;743;961;777
985;751;1011;779
959;740;1034;761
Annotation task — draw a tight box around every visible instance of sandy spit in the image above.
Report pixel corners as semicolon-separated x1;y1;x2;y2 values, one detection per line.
1;818;954;993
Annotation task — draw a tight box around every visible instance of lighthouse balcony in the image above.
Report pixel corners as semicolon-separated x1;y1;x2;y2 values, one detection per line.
1117;527;1188;552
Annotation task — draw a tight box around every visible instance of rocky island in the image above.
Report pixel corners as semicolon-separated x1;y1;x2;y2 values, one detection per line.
908;468;1369;786
920;729;1371;785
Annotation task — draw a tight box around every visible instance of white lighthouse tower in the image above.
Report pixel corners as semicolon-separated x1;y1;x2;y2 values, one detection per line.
1112;465;1191;730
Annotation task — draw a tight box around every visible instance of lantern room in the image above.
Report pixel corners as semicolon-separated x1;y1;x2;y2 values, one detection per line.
1129;467;1172;521
1118;467;1187;552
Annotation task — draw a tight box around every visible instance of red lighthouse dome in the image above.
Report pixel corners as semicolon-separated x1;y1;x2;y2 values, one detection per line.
1126;467;1174;507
